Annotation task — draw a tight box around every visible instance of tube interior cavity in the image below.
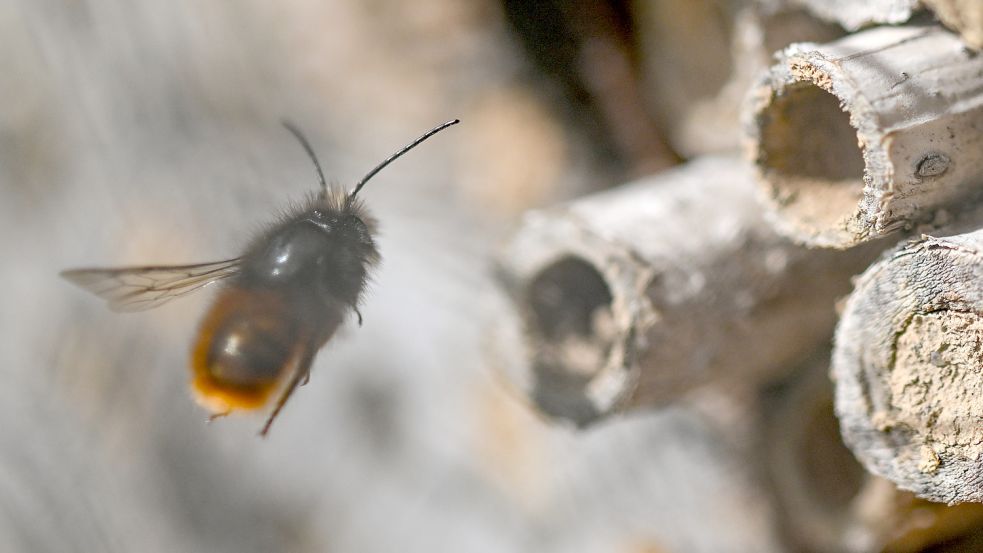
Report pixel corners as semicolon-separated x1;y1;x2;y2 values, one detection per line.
523;256;616;425
796;398;866;510
759;82;866;235
766;373;868;549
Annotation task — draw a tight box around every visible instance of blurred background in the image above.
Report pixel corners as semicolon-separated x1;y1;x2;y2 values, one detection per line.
3;1;982;552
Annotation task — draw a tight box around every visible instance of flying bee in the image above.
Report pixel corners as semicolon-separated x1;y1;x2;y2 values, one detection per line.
62;119;460;436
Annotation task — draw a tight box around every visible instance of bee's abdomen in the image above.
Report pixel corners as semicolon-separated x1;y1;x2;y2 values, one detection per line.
191;287;305;414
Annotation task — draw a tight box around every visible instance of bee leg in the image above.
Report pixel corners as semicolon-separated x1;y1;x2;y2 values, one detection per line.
354;307;363;327
259;350;314;437
301;368;311;386
207;410;230;423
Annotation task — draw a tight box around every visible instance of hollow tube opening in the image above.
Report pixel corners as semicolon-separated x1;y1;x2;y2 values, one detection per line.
759;82;866;234
523;256;615;425
797;398;866;511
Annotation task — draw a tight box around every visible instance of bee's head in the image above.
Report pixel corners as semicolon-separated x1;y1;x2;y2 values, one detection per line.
269;118;458;304
309;194;380;271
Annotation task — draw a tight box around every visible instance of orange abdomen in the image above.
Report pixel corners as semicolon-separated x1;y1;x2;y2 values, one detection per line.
191;286;307;414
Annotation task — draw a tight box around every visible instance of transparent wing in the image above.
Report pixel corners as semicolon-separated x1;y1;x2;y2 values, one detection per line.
61;258;242;312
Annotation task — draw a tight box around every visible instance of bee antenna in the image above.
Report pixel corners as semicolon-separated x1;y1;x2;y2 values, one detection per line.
349;119;460;201
282;120;328;197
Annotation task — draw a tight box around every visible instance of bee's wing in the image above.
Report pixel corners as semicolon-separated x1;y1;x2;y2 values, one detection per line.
61;258;242;312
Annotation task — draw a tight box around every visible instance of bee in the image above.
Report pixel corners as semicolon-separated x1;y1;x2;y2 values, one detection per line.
62;119;460;436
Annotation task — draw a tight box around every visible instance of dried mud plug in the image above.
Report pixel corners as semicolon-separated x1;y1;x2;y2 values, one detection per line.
834;222;983;504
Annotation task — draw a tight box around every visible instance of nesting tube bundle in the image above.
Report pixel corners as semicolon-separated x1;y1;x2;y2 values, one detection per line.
833;214;983;504
495;157;876;426
746;25;983;248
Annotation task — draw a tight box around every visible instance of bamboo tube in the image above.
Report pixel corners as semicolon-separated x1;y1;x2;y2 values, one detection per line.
787;0;919;31
494;157;877;426
924;0;983;49
833;207;983;504
745;25;983;249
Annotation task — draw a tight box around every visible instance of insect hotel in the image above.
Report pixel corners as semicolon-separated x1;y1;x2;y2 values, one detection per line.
495;1;983;550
